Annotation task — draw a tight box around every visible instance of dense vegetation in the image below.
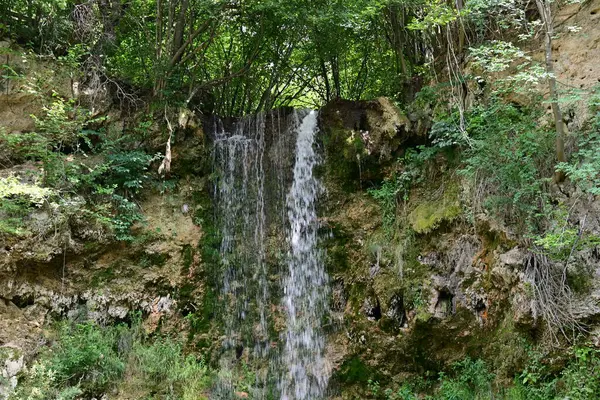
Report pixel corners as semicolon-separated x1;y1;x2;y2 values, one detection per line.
368;346;600;400
0;94;158;241
1;0;568;113
10;320;600;399
9;318;211;399
2;0;600;399
3;0;590;238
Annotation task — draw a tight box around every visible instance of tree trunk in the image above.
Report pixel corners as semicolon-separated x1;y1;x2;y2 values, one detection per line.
388;5;408;77
455;0;465;54
172;0;189;64
535;0;567;182
331;56;341;99
320;58;331;102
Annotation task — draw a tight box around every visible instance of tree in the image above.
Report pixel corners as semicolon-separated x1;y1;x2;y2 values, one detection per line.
535;0;567;182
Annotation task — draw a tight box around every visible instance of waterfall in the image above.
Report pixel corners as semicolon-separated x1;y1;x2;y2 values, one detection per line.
281;110;330;400
210;110;330;399
212;114;270;399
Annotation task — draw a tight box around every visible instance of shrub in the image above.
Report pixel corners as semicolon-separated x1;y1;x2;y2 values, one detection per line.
11;320;212;400
560;347;600;399
436;358;495;400
48;322;127;395
557;111;600;195
0;174;54;237
368;146;441;232
0;131;50;163
129;337;210;399
0;93;159;241
460;102;555;234
367;347;600;400
10;322;126;399
533;205;600;263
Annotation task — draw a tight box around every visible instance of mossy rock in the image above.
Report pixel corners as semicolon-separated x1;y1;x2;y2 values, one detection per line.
408;184;461;234
336;356;375;384
320;97;417;191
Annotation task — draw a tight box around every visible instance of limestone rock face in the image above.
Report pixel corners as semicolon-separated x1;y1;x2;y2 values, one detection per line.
0;42;74;133
321;97;414;161
499;247;525;268
0;346;24;400
552;0;600;125
319;97;420;188
0;183;205;354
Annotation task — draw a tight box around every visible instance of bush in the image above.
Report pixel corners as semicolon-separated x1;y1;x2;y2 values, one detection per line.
129;338;211;399
48;322;126;395
559;347;600;399
367;346;600;400
460;102;555;233
0;92;159;241
368;146;441;233
11;320;212;399
10;322;126;399
436;358;495;400
0;174;54;237
368;100;557;237
557;111;600;195
511;346;600;400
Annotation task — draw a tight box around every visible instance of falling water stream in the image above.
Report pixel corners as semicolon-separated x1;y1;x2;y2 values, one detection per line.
281;110;330;400
213;114;270;399
211;110;329;399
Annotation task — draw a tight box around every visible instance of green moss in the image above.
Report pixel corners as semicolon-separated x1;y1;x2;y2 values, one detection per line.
323;221;352;274
186;286;217;339
192;188;221;271
90;267;115;287
415;307;433;323
322;125;363;191
337;356;374;384
181;244;194;273
485;317;531;380
183;186;222;345
348;282;368;311
408;184;461;234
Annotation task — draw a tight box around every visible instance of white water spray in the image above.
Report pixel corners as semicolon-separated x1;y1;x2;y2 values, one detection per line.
281;110;330;400
213;115;270;399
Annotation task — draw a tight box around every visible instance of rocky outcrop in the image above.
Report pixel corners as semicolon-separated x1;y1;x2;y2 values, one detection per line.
0;181;206;354
321;97;414;162
0;346;24;400
320;97;421;188
0;41;74;133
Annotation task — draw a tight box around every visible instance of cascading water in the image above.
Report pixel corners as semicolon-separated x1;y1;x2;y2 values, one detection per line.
210;109;330;399
281;110;330;400
212;114;270;399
